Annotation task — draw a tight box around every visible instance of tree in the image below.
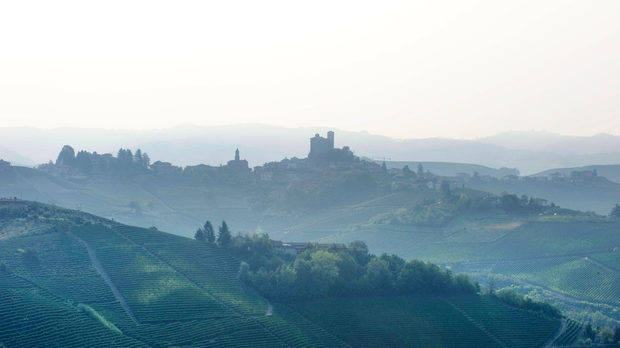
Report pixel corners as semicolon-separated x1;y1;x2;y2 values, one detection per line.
217;221;232;247
402;165;417;178
74;150;92;173
500;193;520;212
348;240;370;266
610;204;620;218
56;145;75;166
134;149;142;164
440;181;451;198
598;327;615;344
365;258;393;292
584;324;595;340
141;153;150;168
417;163;424;178
194;228;205;241
238;261;250;282
204;221;215;243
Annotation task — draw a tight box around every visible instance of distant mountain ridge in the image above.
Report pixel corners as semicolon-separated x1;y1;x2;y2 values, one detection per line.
480;131;620;155
0;125;619;175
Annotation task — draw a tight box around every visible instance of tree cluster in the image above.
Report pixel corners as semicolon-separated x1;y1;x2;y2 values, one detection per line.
223;233;479;300
493;289;561;318
610;204;620;219
380;191;559;227
51;145;150;175
194;220;230;247
580;323;620;345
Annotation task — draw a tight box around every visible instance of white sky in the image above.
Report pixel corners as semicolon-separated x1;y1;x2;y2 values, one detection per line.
0;0;619;139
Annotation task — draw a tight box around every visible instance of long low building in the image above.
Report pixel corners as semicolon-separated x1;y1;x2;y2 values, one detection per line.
271;239;346;256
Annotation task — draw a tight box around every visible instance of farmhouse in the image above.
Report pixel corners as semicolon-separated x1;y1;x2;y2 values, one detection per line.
271;240;346;256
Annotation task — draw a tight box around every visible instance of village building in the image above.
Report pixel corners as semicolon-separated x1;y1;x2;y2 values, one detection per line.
226;149;250;172
271;239;346;257
151;161;182;176
309;131;335;158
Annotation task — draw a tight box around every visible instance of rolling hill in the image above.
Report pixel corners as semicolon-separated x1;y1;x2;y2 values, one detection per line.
0;200;563;347
466;176;620;215
317;196;620;327
379;160;519;178
533;164;620;184
2;159;619;328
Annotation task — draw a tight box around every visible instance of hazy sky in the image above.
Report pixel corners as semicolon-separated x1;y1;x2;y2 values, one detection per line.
1;0;619;139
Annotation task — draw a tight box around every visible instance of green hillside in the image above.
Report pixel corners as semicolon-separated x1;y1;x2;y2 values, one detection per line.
329;203;620;326
289;295;558;348
0;200;563;347
3;161;620;328
468;176;620;215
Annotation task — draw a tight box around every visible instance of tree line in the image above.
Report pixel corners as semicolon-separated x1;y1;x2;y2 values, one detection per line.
191;222;480;300
50;145;150;175
194;220;231;247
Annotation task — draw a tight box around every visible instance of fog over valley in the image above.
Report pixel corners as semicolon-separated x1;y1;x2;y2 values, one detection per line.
1;1;620;347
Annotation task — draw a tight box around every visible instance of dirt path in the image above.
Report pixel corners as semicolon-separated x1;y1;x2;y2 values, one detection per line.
66;231;139;325
544;319;567;348
265;303;273;316
109;227;292;347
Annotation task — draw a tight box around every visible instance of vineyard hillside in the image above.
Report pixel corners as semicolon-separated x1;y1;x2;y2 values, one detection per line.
0;200;562;347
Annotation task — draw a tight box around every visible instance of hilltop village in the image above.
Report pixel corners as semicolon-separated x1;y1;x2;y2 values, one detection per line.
1;131;608;201
31;132;439;190
3;131;607;200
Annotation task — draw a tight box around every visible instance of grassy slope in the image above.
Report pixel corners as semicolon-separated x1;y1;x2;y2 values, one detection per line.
0;200;561;347
533;164;620;183
315;202;620;325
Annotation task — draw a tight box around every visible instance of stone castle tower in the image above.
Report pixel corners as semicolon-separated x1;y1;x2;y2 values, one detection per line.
309;131;335;159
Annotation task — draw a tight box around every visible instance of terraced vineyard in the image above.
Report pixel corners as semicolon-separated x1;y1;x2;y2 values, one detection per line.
114;225;268;316
454;253;620;309
512;258;620;307
0;221;297;346
0;232;117;304
450;295;559;348
0;201;566;347
290;295;560;348
553;319;582;346
0;272;147;347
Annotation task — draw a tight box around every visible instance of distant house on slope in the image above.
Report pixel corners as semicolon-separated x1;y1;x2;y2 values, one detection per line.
271;240;346;256
151;161;182;176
